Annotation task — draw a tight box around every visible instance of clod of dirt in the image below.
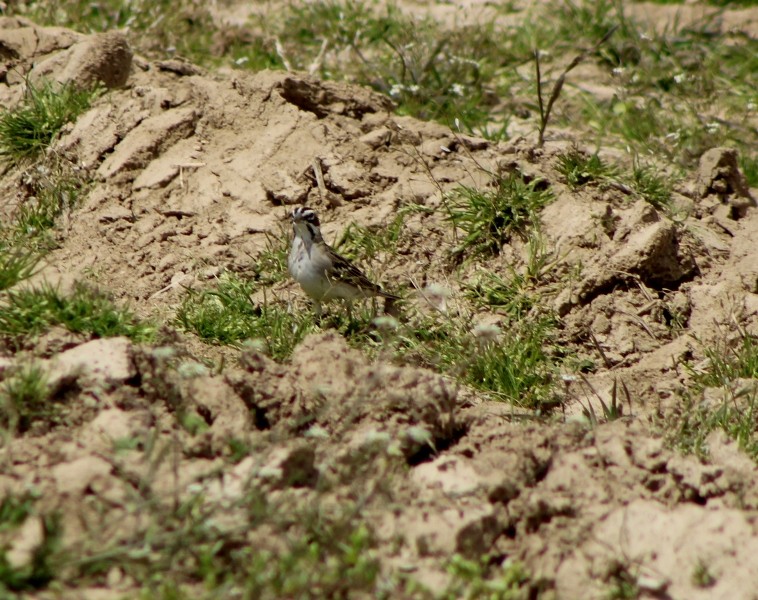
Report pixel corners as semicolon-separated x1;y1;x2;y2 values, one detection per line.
557;202;698;313
229;331;465;462
47;336;137;392
30;30;133;89
697;147;756;219
185;375;252;450
257;444;319;489
275;75;393;119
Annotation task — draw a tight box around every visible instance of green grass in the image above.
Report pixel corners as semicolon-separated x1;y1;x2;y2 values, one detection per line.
334;213;405;264
0;283;155;349
630;162;673;210
0;509;61;594
176;274;315;360
556;149;617;189
0;80;100;164
0;246;39;292
446;172;553;258
671;334;758;461
252;229;291;286
0;364;52;432
441;555;529;600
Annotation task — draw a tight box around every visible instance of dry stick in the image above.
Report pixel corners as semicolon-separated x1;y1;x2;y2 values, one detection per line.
312;157;342;208
308;38;329;76
535;25;618;147
274;36;293;72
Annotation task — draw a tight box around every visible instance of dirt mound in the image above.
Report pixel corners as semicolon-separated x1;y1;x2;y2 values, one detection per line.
1;11;757;599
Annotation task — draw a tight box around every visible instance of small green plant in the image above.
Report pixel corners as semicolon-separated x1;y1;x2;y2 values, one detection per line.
556;149;617;189
467;319;558;410
446;172;553;258
695;334;758;388
670;333;758;461
465;271;536;319
631;162;672;210
0;80;100;164
0;282;155;349
334;213;405;263
441;554;530;600
0;246;39;292
0;364;52;433
176;274;314;359
253;229;291;285
0;493;38;532
691;559;716;588
0;512;62;593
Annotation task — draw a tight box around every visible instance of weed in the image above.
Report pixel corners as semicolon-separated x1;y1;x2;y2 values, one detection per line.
0;246;39;292
694;334;758;388
467;319;559;410
630;162;672;210
334;213;405;263
0;513;62;593
442;554;530;600
0;282;155;349
446;172;553;258
14;163;86;244
691;559;716;588
0;364;52;433
465;271;536;319
556;149;617;189
739;153;758;188
0;493;38;532
253;229;291;286
670;333;758;461
0;80;100;164
176;274;314;359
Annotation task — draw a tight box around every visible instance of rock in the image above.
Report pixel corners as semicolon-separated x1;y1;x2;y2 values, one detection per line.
30;30;133;89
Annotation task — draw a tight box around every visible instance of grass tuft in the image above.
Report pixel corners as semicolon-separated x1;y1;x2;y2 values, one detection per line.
0;364;52;433
670;333;758;461
0;81;100;164
556;149;617;189
0;283;155;349
176;274;314;360
446;172;553;258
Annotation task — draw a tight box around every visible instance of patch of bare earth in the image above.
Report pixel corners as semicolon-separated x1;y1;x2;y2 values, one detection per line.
0;5;757;599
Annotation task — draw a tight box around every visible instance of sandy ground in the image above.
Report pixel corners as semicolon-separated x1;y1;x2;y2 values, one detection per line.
0;2;757;598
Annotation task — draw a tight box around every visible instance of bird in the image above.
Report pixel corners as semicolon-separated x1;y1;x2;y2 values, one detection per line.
287;206;399;317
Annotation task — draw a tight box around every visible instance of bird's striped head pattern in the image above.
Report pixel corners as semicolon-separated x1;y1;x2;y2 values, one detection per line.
291;206;322;242
291;206;320;227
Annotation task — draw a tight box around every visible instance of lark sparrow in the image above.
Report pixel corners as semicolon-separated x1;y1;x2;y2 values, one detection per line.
288;206;399;317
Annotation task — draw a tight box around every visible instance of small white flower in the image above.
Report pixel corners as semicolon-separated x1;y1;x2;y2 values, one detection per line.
389;83;405;97
706;121;720;134
472;323;501;345
407;84;420;94
612;67;625;77
373;315;399;331
177;361;210;379
450;83;465;96
747;102;757;111
235;56;249;66
673;73;686;84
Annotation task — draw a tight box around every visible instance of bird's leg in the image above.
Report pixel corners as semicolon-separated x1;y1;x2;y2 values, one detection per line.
312;300;323;322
